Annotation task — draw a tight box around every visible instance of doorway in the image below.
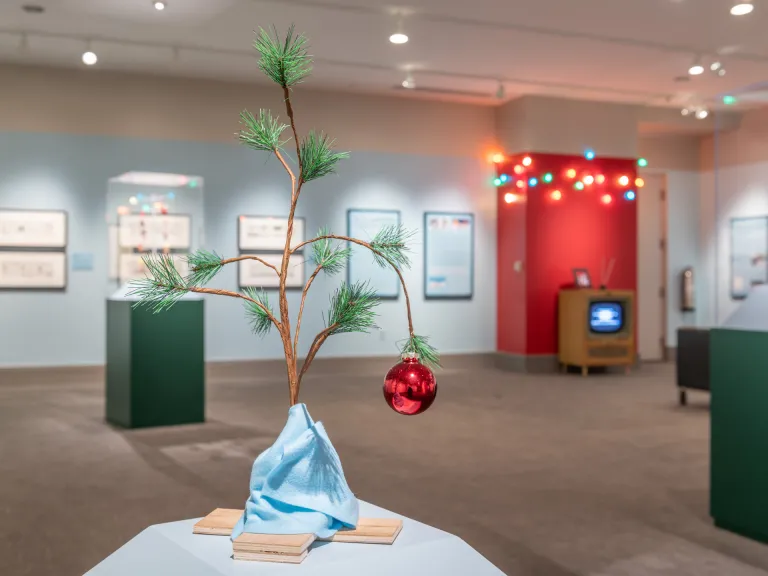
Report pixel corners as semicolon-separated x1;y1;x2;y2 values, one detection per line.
637;173;667;361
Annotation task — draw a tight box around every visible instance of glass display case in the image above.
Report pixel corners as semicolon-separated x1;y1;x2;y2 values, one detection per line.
106;171;205;294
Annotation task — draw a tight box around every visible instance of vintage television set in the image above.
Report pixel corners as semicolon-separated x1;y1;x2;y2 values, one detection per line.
558;289;635;375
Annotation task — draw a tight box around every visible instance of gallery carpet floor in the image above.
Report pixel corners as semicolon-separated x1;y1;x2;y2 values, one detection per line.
2;358;768;576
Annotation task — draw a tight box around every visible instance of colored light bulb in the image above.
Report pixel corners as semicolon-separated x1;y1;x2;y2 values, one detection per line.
637;158;648;168
566;168;577;179
624;190;636;201
585;149;595;160
601;194;612;205
528;177;538;187
551;190;562;201
583;175;595;186
596;174;606;185
516;180;525;189
504;192;516;204
493;178;502;186
618;175;630;186
574;181;585;191
635;177;644;188
492;153;505;163
543;173;553;183
513;164;524;175
522;156;532;167
500;174;509;183
723;95;737;106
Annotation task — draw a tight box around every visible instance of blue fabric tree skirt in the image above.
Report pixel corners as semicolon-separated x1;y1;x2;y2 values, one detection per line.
231;403;359;540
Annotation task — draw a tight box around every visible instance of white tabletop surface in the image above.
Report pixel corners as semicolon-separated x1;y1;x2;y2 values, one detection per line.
85;500;505;575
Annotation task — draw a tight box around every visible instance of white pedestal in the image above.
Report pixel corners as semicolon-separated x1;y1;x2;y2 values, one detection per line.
85;500;505;575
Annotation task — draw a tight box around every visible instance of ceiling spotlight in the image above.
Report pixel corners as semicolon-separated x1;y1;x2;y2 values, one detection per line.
717;68;727;77
401;73;415;89
711;61;722;71
695;108;709;119
688;62;704;76
153;1;167;9
82;46;97;66
389;15;409;44
731;1;754;16
681;107;691;116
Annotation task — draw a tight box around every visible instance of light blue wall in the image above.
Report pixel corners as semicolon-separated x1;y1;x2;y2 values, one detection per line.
0;132;496;367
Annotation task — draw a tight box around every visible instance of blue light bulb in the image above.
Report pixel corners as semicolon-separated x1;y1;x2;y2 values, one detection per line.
624;190;636;201
585;149;595;160
528;177;538;187
500;174;509;183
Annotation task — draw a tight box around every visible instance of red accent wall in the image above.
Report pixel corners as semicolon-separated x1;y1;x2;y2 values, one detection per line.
496;153;638;356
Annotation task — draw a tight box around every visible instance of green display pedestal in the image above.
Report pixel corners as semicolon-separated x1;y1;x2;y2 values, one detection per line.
710;327;768;544
106;296;205;429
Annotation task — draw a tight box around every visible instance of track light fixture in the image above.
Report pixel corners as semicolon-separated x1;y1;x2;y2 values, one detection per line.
731;0;754;15
695;108;709;119
682;106;709;119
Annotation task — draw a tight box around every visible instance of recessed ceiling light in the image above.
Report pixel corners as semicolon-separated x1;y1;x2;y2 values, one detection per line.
389;32;408;44
153;1;166;10
21;4;45;13
731;1;754;15
695;108;709;119
82;50;97;66
689;63;704;75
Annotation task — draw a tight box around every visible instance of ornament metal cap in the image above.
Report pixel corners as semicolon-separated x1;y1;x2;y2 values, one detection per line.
401;352;420;362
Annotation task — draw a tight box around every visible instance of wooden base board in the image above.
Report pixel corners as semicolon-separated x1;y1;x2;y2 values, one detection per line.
194;508;403;563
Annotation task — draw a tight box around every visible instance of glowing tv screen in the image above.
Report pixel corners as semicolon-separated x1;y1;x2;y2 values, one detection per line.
589;301;624;334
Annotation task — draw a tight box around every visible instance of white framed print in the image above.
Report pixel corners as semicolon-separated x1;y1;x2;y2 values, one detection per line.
238;215;305;252
0;251;66;289
119;253;190;284
239;254;304;289
118;214;191;250
0;209;67;248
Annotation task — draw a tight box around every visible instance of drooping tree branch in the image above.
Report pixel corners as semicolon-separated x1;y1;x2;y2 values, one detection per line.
220;255;280;276
292;234;415;337
293;264;322;360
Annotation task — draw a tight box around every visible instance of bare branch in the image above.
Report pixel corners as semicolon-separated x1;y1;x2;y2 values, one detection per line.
293;264;322;360
220;254;280;276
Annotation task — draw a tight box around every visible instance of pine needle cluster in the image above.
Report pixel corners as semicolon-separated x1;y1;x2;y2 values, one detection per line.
128;254;190;312
370;225;412;269
299;132;349;182
325;282;380;336
243;287;274;336
186;250;224;287
254;25;312;88
400;335;441;369
311;227;350;275
238;110;288;153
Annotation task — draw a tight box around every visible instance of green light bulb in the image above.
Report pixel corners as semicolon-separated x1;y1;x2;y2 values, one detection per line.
723;95;737;106
574;181;585;191
543;173;553;183
493;178;502;187
637;158;648;168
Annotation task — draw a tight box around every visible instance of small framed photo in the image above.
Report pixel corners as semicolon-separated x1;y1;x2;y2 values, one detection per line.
572;268;592;288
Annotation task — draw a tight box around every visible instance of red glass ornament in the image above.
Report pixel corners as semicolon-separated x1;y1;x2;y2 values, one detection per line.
383;354;437;415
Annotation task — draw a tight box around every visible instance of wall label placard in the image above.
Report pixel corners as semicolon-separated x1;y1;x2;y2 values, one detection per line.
424;212;474;300
347;209;400;299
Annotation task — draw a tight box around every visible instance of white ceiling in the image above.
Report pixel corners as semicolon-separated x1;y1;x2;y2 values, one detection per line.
1;0;767;109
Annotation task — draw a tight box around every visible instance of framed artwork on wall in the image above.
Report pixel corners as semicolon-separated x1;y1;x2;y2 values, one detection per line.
0;209;67;249
239;254;305;289
424;212;474;300
0;251;67;289
572;268;592;288
118;214;191;250
238;215;305;252
347;209;400;299
731;216;768;300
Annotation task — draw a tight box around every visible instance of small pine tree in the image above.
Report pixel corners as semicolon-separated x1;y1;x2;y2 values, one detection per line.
130;26;439;406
